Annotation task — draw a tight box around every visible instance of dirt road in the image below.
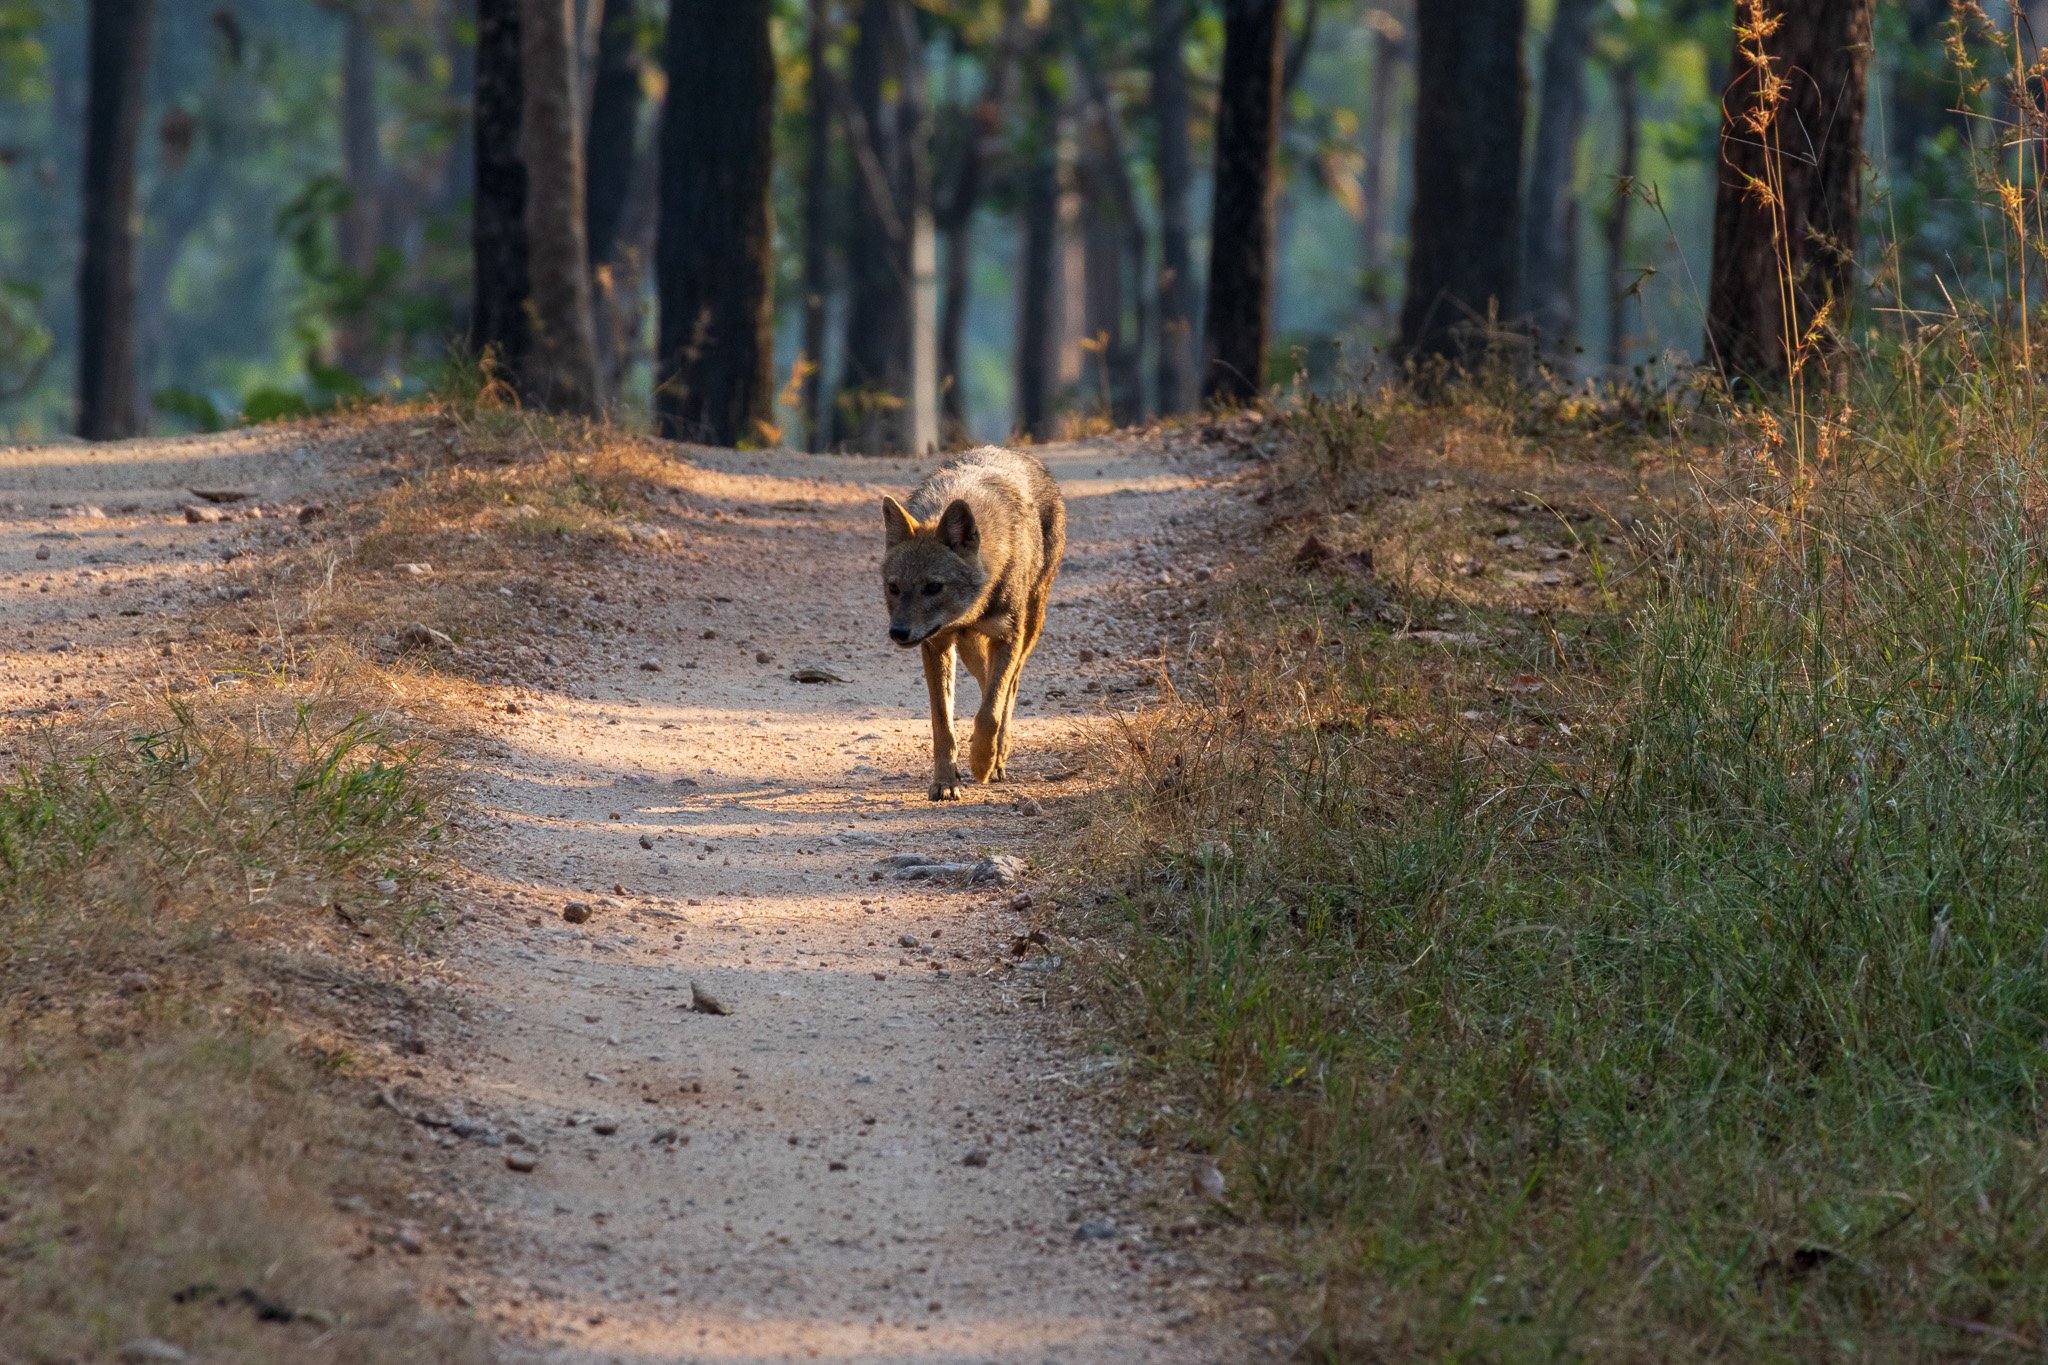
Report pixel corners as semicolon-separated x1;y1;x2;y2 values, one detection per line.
435;435;1261;1363
0;423;1266;1363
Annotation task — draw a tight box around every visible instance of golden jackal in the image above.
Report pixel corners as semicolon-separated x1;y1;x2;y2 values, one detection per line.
880;448;1066;800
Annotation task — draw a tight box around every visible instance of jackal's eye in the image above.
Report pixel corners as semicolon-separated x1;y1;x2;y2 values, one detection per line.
886;582;900;597
922;582;942;597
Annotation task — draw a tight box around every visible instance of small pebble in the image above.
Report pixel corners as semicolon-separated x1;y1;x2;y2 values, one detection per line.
505;1152;538;1173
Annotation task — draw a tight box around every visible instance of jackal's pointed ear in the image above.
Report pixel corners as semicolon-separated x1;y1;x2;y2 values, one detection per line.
881;496;917;547
937;499;978;554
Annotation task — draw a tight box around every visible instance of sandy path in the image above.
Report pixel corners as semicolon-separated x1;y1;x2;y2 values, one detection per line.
0;423;1267;1362
434;436;1259;1363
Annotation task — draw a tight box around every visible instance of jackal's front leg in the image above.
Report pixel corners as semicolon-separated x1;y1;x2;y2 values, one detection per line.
921;639;961;800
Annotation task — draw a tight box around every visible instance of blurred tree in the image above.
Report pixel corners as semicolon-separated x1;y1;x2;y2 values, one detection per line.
1603;50;1638;370
1523;0;1600;357
584;0;640;270
520;0;600;411
937;0;1027;446
1200;0;1283;404
1399;0;1526;361
336;1;381;376
471;0;531;386
1705;0;1874;386
1014;29;1058;438
76;0;152;439
1150;0;1195;414
799;0;833;449
1357;2;1409;312
833;0;933;453
656;0;775;445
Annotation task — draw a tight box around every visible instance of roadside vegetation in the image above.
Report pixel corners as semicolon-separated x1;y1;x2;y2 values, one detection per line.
1079;339;2048;1356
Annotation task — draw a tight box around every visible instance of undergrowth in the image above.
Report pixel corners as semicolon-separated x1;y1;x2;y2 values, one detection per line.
1081;352;2048;1358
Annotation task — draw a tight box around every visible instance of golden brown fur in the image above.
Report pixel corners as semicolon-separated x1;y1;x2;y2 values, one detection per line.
880;448;1066;799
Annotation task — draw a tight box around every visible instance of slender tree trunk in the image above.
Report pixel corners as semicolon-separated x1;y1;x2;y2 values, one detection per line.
1399;0;1527;361
602;104;663;399
1887;0;1954;175
1358;3;1408;310
899;1;938;456
1200;0;1283;406
835;0;904;450
585;0;641;268
1522;0;1597;356
1704;0;1874;387
77;0;153;440
1150;0;1196;415
437;0;477;219
1604;57;1638;371
938;0;1027;445
338;4;382;377
1015;41;1058;440
1072;35;1146;425
471;0;531;383
801;0;833;449
657;0;776;445
520;0;602;412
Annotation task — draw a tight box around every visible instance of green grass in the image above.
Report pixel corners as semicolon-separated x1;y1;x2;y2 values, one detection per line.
1084;367;2048;1358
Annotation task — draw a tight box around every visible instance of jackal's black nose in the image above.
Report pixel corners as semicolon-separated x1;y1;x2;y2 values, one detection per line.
889;625;911;644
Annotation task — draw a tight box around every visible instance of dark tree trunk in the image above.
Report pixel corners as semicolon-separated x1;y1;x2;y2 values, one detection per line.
1522;0;1597;356
656;0;776;446
1704;0;1874;387
801;0;833;449
1399;0;1527;361
1199;0;1283;406
938;0;1027;446
1358;2;1409;309
471;0;532;384
1015;40;1058;440
1150;0;1196;415
835;0;899;448
521;0;602;411
338;4;382;377
77;0;153;440
585;0;641;269
1604;56;1638;370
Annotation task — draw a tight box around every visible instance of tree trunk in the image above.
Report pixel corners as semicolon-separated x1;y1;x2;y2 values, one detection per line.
471;0;531;384
1072;38;1146;425
835;0;905;451
1150;0;1196;415
1199;0;1284;406
656;0;776;445
585;0;641;269
1604;57;1638;371
1522;0;1596;356
77;0;153;440
520;0;602;412
338;4;382;377
1887;0;1954;174
1358;3;1409;310
938;0;1028;445
1704;0;1874;387
899;1;938;456
1399;0;1526;361
801;0;833;449
439;0;478;218
1015;40;1058;440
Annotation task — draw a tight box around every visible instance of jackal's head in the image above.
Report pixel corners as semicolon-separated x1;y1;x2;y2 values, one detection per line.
880;496;985;647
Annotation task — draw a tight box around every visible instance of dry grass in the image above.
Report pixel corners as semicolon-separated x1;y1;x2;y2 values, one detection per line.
0;409;575;1362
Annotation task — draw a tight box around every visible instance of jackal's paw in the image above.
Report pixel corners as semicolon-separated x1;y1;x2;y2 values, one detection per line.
929;776;961;801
